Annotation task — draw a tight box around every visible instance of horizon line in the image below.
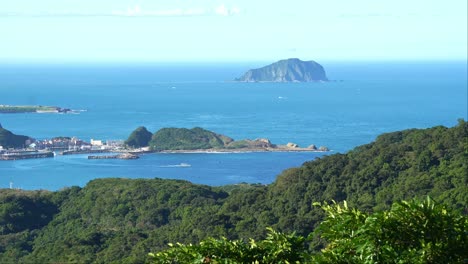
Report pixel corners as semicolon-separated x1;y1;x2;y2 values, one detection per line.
1;58;467;65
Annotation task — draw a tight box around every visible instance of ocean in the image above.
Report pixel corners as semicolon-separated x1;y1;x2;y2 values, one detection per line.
0;61;466;190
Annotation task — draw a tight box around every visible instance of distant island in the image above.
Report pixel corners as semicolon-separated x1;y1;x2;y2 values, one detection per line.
236;58;328;82
126;126;329;153
0;105;74;114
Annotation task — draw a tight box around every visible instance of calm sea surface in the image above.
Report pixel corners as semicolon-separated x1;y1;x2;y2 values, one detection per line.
0;61;466;190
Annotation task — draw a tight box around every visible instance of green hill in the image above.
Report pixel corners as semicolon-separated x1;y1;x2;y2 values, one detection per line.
0;127;30;149
125;126;153;148
149;127;233;151
0;120;466;263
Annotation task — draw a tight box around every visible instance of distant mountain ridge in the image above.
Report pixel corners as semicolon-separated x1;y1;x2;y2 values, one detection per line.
236;58;328;82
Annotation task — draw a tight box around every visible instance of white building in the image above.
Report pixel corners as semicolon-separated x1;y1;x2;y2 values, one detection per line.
90;139;103;146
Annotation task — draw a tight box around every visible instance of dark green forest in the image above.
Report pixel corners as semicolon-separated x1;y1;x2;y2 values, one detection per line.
0;120;466;263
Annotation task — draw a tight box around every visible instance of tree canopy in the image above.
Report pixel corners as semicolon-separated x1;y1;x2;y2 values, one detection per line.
149;198;467;263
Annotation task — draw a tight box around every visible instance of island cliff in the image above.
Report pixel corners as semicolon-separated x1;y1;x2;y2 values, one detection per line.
236;58;328;82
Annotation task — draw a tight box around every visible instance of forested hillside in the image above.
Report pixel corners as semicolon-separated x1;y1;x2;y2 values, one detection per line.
0;120;466;263
0;126;30;149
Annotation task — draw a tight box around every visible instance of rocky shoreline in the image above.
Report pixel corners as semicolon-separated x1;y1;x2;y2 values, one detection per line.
88;153;139;160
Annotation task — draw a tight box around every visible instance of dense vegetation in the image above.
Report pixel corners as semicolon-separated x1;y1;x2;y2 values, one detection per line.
134;126;277;151
125;126;153;148
0;127;30;148
150;198;467;263
149;127;233;151
0;120;466;263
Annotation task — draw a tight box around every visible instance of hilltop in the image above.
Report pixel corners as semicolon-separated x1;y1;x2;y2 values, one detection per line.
236;58;328;82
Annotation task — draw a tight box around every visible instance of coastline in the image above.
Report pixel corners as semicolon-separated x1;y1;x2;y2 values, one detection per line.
155;147;329;154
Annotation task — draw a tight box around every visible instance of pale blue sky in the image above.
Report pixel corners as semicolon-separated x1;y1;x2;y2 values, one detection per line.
1;0;466;62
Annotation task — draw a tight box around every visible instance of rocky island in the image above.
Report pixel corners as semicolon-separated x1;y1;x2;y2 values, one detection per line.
126;126;329;153
236;58;328;82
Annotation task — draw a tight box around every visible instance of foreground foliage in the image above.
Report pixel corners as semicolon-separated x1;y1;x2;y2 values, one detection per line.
0;120;466;263
149;198;467;263
150;228;308;264
313;198;467;263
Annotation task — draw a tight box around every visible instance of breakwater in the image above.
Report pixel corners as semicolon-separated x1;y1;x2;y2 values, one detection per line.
88;153;139;160
61;149;108;155
0;151;54;160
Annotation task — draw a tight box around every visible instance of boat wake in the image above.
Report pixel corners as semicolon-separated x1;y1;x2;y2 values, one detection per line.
160;163;192;168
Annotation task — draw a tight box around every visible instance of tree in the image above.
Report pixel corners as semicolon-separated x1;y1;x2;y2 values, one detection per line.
312;198;468;263
149;198;467;264
149;228;310;264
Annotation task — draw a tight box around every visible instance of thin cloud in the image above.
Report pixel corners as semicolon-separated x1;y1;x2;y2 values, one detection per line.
111;5;208;17
338;13;401;19
0;5;241;18
215;5;240;16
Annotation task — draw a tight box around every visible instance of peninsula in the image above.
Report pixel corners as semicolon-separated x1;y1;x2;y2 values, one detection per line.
0;105;73;114
236;58;328;82
0;125;329;161
126;126;329;153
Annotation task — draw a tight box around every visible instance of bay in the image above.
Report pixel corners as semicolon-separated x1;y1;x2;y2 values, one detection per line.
0;61;466;190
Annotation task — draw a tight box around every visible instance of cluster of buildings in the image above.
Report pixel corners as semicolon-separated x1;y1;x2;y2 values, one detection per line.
30;137;91;151
31;137;125;151
1;137;125;152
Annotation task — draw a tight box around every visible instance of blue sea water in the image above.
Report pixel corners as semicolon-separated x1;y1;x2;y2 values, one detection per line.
0;61;466;190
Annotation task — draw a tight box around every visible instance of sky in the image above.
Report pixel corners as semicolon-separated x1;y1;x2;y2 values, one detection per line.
0;0;467;62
